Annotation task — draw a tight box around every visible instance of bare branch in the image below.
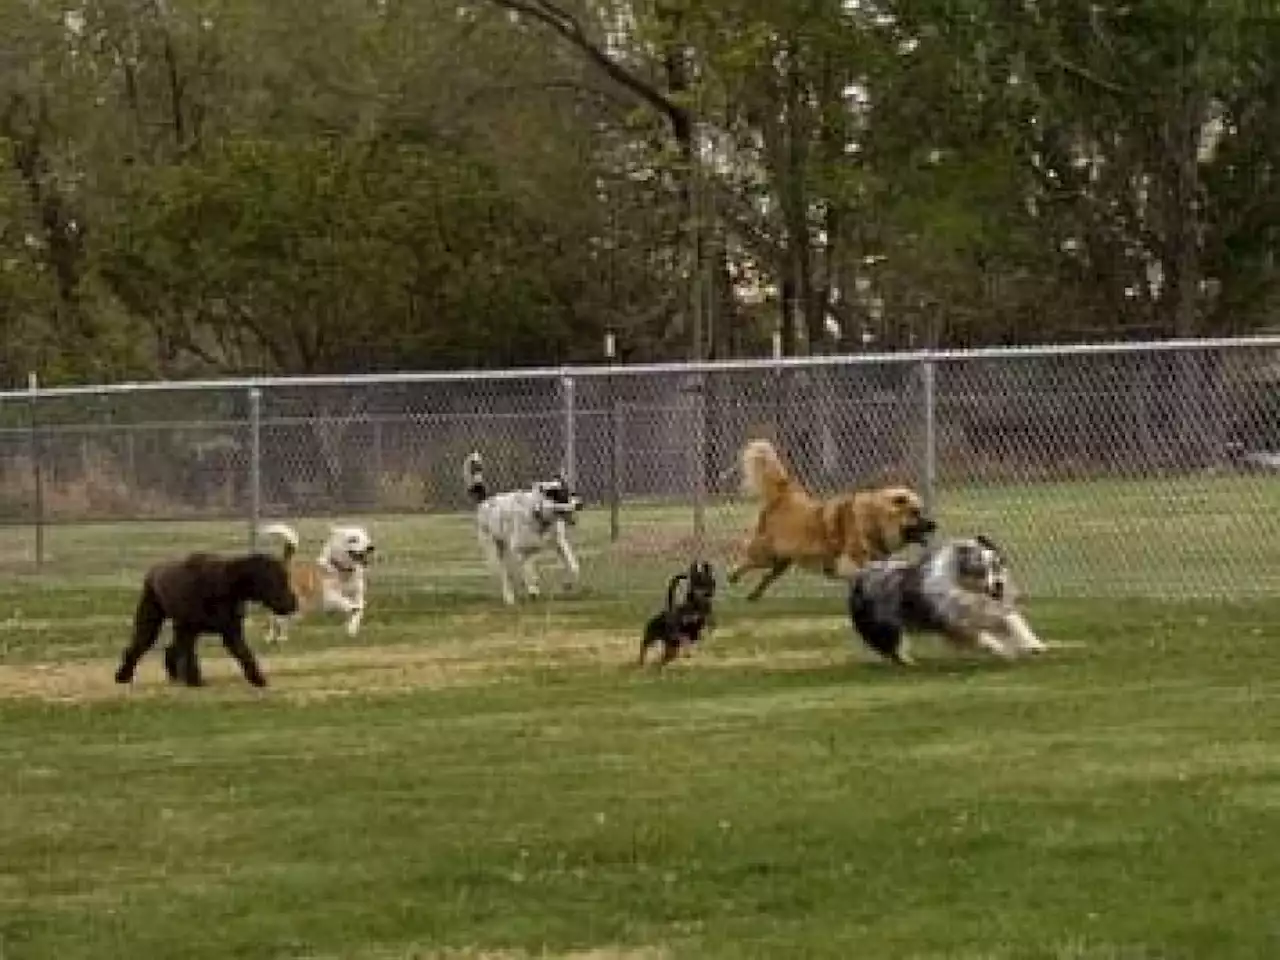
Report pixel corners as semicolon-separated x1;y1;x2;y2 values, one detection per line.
478;0;693;143
1050;53;1128;97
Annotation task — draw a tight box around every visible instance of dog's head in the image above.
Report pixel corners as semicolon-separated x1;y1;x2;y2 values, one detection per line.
687;560;716;604
234;554;299;616
533;474;584;526
952;535;1011;601
863;486;936;553
324;525;375;571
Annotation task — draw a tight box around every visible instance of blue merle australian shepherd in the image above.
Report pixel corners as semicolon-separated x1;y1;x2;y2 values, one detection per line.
848;535;1047;665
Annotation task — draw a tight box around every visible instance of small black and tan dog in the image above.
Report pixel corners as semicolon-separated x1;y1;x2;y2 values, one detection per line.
115;552;299;688
639;561;717;667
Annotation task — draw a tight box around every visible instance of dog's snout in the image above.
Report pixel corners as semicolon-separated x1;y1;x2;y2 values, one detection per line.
903;515;936;545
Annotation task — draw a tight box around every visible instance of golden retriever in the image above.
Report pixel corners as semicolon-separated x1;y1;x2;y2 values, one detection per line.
726;439;936;600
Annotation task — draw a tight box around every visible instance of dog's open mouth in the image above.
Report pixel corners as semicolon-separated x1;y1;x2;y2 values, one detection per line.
905;518;937;544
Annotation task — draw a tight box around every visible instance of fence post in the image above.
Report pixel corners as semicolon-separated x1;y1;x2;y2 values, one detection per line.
920;355;937;518
247;386;262;551
605;332;621;542
27;371;44;569
690;369;707;558
770;330;784;441
560;374;577;486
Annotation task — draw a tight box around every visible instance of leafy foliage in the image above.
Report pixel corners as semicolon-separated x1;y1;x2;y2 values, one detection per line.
1;0;1278;379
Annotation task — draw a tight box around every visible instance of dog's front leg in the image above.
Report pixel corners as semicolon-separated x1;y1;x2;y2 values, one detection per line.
221;623;267;687
172;626;205;686
265;614;289;644
975;631;1016;660
553;526;580;588
347;576;366;636
345;604;364;637
324;581;364;637
1002;610;1047;655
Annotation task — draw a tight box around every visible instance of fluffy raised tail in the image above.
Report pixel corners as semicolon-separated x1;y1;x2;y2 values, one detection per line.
259;522;300;561
462;451;487;503
739;439;792;506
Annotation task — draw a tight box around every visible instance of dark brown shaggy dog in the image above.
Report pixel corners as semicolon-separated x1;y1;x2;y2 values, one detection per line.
114;552;298;688
727;438;936;601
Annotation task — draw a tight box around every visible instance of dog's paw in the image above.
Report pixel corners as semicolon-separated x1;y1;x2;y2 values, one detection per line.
113;666;132;685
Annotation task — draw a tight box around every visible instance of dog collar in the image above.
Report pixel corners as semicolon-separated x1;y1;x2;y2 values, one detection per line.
325;557;355;575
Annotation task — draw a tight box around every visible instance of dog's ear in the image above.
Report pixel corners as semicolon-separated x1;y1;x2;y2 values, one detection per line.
975;534;1002;555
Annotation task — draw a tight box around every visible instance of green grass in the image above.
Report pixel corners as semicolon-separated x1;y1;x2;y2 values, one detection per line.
2;475;1280;958
1;471;1279;599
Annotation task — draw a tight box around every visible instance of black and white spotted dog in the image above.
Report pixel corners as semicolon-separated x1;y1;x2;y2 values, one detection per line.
463;451;584;605
848;535;1047;665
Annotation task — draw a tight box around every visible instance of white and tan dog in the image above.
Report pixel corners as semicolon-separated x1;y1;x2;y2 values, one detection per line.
259;522;374;641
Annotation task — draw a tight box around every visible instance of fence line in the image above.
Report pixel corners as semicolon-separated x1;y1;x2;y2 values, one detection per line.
6;334;1280;401
2;338;1279;600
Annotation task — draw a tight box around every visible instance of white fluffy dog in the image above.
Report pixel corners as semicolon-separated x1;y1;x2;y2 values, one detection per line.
259;522;374;641
463;451;583;605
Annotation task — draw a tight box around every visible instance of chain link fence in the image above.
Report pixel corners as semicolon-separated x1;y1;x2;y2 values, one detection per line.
0;337;1277;599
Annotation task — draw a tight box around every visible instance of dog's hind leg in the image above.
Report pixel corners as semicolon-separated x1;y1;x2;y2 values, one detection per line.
519;553;543;599
639;615;667;666
727;534;775;584
116;584;166;684
481;536;517;605
163;643;182;682
745;560;792;601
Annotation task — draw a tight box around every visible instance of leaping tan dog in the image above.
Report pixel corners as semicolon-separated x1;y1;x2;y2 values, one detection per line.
726;439;936;600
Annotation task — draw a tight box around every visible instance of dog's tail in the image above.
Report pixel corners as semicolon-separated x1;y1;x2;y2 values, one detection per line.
462;451;487;504
259;522;299;562
739;438;792;506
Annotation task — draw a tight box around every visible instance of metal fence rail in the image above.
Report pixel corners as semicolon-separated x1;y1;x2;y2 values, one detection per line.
1;336;1278;600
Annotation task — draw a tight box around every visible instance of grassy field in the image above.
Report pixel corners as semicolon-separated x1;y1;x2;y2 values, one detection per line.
2;472;1278;598
2;475;1280;959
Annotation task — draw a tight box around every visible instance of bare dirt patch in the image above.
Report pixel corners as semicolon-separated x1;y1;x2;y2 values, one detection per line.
0;623;624;705
0;609;864;705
